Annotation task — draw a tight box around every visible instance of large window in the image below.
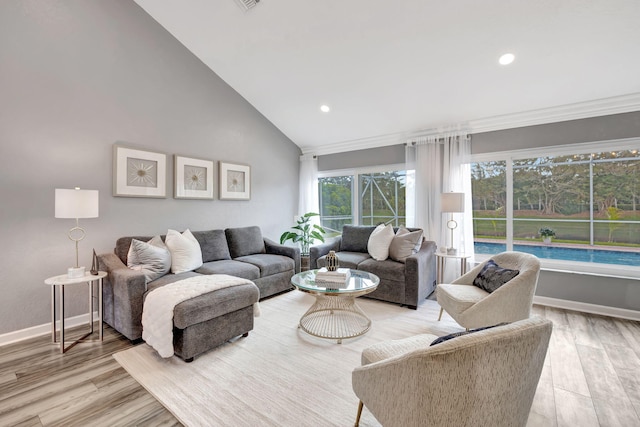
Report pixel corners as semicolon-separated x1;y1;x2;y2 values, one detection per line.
471;139;640;272
318;166;407;234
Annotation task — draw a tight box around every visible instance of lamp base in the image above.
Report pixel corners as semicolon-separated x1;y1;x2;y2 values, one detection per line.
67;266;85;279
447;247;457;255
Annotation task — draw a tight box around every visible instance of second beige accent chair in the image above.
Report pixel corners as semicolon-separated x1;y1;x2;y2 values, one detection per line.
352;317;553;427
436;251;541;329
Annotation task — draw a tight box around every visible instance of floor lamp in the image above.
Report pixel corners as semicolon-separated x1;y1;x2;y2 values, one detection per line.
441;192;465;255
55;188;99;278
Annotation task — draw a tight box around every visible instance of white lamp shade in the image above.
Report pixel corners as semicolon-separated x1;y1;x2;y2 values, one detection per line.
441;192;465;213
55;188;99;219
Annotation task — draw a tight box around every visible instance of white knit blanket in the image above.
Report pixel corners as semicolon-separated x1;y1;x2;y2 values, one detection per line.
142;274;259;358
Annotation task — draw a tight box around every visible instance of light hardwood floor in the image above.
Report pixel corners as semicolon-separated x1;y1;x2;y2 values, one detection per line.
1;300;639;427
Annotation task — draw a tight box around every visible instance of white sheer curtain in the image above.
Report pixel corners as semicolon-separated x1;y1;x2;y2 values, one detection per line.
406;132;474;266
298;154;319;215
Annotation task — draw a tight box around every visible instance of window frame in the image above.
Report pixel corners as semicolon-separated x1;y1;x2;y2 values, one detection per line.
318;163;406;229
470;137;640;279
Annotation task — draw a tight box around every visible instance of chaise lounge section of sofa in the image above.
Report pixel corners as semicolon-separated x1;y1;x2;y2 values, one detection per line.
310;225;437;309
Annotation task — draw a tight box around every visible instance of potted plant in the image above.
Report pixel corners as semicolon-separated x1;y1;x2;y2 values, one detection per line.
539;227;556;244
280;212;326;270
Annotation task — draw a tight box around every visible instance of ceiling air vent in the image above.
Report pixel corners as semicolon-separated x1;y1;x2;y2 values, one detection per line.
234;0;260;11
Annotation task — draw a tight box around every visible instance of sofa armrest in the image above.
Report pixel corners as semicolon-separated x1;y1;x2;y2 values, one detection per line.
97;252;147;341
264;238;301;273
404;240;437;308
309;237;341;269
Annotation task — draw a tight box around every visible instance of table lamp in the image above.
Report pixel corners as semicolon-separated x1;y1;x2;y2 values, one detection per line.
441;192;465;255
55;188;99;278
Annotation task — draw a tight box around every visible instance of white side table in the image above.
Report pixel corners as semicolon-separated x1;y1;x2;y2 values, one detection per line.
435;253;471;321
45;271;107;353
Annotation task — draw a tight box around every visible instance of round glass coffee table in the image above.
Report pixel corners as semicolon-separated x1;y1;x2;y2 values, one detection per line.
291;269;380;344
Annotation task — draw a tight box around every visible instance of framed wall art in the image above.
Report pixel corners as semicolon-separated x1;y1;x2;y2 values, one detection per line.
174;155;214;200
113;144;167;198
219;161;251;200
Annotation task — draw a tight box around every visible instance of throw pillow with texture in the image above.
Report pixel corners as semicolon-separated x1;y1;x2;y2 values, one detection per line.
165;229;203;274
367;224;395;261
429;322;509;346
389;227;423;263
127;236;171;283
472;259;520;293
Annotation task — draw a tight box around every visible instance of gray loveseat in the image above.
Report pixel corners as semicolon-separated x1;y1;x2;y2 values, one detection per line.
310;225;437;309
98;226;299;352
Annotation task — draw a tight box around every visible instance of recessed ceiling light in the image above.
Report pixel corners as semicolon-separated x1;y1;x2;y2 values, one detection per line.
499;53;515;65
320;105;330;113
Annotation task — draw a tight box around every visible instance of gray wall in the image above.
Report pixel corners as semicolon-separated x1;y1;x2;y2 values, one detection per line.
472;112;640;312
0;1;300;334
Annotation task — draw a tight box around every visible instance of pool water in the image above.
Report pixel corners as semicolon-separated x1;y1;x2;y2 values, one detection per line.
474;242;640;267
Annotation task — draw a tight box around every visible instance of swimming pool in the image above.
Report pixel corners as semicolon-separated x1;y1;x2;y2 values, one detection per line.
474;242;640;267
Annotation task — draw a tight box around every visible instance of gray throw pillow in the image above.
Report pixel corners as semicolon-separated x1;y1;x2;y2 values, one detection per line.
127;236;171;284
472;259;519;293
388;227;423;263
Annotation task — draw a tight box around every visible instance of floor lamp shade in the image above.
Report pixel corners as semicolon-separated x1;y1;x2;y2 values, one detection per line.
55;188;99;278
441;192;465;255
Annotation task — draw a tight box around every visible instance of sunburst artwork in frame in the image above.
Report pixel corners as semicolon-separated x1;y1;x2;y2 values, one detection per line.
174;155;214;200
219;161;250;200
113;144;167;198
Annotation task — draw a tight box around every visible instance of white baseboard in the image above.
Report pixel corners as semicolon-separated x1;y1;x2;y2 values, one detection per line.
533;296;640;321
0;312;97;347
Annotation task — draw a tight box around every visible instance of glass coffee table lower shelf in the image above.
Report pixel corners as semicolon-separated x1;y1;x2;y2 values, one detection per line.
291;269;380;344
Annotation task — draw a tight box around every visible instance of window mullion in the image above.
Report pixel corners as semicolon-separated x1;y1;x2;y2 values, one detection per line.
506;158;514;250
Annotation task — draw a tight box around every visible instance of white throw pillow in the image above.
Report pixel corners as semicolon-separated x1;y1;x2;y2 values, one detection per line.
367;224;395;261
165;229;203;274
127;236;172;283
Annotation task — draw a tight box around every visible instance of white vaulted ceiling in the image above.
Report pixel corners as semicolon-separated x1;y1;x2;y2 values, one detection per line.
134;0;640;154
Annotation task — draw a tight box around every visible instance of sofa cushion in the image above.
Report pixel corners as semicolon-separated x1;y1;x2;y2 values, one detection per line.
317;251;371;269
192;229;231;262
195;260;260;281
341;225;377;253
165;229;203;274
146;271;201;292
358;258;406;282
235;254;295;277
436;283;488;314
127;236;171;283
116;235;154;264
389;227;423;263
367;224;395;261
226;226;265;258
172;282;260;329
472;259;520;293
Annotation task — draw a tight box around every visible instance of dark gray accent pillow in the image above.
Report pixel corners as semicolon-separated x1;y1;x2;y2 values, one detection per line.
225;226;265;258
192;229;231;262
472;259;520;293
341;225;377;253
430;322;508;346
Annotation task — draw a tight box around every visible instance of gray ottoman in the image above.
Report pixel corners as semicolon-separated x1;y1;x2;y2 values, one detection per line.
169;282;260;362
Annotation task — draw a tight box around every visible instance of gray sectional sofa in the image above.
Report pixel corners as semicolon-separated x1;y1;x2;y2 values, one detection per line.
98;226;299;354
310;225;437;309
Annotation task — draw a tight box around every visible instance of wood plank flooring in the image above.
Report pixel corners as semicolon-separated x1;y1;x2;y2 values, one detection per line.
1;298;639;426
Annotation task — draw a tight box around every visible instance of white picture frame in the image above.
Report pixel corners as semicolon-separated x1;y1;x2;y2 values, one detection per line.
113;144;168;198
174;155;214;200
219;161;251;200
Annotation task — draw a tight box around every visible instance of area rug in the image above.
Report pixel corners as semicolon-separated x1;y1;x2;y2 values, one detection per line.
113;291;460;427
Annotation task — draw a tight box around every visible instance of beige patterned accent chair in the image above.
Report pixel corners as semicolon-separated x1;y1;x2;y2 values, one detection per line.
352;317;553;427
436;251;541;330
